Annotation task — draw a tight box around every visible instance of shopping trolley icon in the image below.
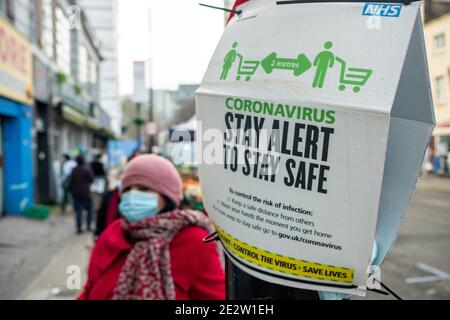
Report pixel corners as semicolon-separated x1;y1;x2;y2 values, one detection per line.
235;53;260;81
336;57;372;93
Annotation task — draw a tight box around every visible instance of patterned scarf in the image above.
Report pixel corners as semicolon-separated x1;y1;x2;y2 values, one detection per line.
112;209;223;300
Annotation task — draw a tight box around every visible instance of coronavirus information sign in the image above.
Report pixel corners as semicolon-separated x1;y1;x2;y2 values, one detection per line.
196;1;434;296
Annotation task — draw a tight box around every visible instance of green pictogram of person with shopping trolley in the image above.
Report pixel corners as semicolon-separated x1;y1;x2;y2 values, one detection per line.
221;42;260;81
312;41;373;92
220;40;373;92
335;56;373;93
312;41;335;89
221;42;239;80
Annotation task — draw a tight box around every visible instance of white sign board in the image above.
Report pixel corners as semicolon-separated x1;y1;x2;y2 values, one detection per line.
146;122;158;136
133;61;147;104
196;1;434;296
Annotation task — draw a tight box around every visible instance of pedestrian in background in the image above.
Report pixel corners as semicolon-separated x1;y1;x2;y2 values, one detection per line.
79;154;225;300
90;154;108;212
95;153;142;239
60;154;77;214
95;178;121;239
70;156;94;234
91;154;106;178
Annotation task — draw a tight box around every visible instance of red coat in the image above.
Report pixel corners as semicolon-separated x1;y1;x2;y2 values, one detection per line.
78;219;225;300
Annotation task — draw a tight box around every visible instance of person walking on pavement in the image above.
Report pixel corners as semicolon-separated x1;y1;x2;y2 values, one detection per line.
91;154;106;179
70;156;94;234
95;153;143;239
90;154;107;211
78;154;225;300
60;154;77;214
94;179;122;239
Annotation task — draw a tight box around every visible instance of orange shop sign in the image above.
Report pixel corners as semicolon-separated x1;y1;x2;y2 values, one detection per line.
0;17;33;105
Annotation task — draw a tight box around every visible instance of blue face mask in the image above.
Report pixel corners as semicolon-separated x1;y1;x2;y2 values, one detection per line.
119;190;160;222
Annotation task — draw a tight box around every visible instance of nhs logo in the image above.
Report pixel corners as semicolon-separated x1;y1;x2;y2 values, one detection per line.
362;3;402;17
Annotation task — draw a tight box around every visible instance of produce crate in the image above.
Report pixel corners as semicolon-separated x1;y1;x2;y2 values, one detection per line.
26;205;50;220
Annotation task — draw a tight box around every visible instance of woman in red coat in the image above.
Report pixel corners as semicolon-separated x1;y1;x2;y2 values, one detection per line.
78;154;225;300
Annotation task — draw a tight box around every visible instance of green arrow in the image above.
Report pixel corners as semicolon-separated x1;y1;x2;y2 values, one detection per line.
262;52;312;76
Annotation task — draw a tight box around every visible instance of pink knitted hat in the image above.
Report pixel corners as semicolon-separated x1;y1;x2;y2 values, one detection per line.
122;154;183;206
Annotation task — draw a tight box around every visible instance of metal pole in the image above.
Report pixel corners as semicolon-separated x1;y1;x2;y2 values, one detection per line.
147;3;155;153
136;102;142;150
225;257;320;300
148;88;154;153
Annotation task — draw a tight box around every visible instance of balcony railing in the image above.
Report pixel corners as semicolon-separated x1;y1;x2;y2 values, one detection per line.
53;77;90;114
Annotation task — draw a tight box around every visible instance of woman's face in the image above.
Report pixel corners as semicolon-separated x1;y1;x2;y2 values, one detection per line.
121;184;166;211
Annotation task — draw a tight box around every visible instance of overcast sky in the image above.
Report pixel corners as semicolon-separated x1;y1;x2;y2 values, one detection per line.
117;0;226;95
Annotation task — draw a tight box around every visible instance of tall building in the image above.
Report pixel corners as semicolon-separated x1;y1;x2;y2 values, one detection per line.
78;0;121;135
424;5;450;159
0;0;114;215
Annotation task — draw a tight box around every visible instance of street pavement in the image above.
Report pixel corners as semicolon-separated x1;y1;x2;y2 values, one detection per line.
1;174;449;300
0;211;82;299
357;174;450;300
18;231;92;300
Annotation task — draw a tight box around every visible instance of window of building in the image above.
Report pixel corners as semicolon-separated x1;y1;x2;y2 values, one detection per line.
90;60;97;84
0;0;14;21
435;76;446;104
55;6;71;76
5;0;14;21
79;45;88;84
89;103;95;117
0;0;5;16
12;0;37;43
434;33;446;50
41;0;54;59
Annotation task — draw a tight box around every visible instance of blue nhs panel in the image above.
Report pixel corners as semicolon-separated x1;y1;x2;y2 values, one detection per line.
362;3;402;17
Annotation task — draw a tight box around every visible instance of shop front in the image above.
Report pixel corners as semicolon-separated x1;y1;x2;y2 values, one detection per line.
0;17;34;215
433;121;450;174
33;54;55;204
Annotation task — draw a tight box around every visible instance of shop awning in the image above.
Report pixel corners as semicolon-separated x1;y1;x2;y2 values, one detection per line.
62;104;85;126
85;116;102;130
103;128;116;139
95;127;116;140
61;104;116;138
